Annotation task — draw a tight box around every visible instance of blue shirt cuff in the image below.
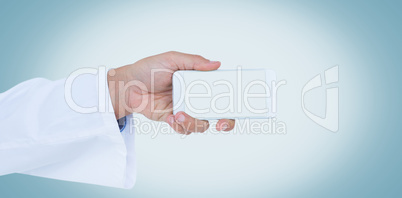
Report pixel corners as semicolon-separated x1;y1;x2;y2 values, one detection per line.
117;116;127;132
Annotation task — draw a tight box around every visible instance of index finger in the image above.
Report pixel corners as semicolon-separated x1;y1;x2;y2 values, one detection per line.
175;111;210;133
216;119;236;131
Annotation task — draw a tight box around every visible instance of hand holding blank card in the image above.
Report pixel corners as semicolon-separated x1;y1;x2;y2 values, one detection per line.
172;69;277;120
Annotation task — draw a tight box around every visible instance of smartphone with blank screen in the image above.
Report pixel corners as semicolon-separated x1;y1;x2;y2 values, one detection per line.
172;69;277;120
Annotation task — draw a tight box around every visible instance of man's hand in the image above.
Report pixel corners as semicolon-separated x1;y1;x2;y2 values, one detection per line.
107;51;235;134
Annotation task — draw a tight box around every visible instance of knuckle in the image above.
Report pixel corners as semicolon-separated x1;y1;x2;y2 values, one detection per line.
166;51;178;56
176;128;185;134
193;54;203;60
173;125;184;134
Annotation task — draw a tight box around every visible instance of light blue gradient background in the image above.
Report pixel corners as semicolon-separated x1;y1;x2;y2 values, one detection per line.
0;0;400;197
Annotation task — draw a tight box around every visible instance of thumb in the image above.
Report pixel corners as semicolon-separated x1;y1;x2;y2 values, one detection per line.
164;51;221;71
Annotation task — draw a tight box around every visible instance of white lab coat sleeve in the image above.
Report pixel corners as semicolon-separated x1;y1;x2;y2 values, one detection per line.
0;72;136;189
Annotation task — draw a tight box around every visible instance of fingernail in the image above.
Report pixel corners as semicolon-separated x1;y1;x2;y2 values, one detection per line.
222;123;228;131
209;61;219;64
168;116;174;124
176;114;185;123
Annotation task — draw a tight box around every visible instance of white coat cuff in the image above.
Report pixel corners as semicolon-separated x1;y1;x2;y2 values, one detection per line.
17;68;136;189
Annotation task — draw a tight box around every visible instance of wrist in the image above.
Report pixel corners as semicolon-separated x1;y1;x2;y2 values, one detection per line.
108;63;147;119
107;67;128;119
